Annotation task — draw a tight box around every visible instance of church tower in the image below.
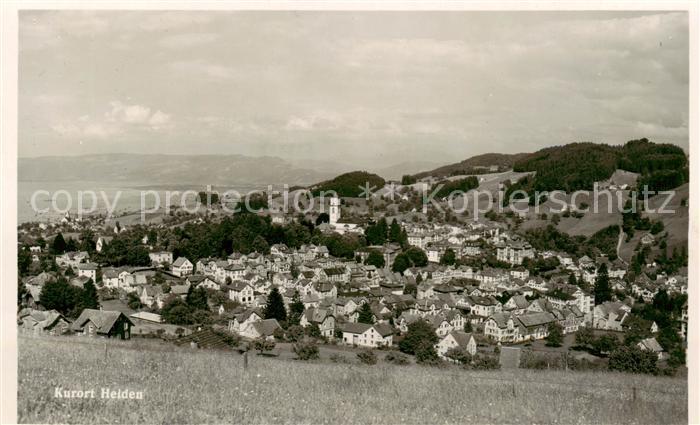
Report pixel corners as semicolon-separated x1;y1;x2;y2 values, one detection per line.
329;197;341;225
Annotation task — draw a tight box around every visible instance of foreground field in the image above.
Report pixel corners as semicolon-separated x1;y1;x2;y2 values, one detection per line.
18;335;687;424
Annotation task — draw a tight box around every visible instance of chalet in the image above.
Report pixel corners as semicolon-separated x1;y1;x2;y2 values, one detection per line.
187;274;220;290
227;281;255;306
240;318;282;340
435;331;477;360
228;309;263;332
300;308;336;338
516;312;556;341
637;337;666;360
341;322;393;348
76;263;98;281
70;309;134;339
171;257;194;277
593;301;631;331
484;313;518;343
18;308;71;335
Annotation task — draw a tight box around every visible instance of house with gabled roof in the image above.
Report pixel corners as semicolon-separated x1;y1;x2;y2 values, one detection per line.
240;318;282;341
70;309;134;339
18;308;71;336
341;322;393;348
435;330;477;360
300;307;336;337
171;257;193;277
228;308;263;333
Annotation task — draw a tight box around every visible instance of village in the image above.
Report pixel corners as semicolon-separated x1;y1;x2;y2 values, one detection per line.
17;186;688;373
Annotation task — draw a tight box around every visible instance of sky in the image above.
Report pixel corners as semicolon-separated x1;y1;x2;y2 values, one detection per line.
19;10;689;169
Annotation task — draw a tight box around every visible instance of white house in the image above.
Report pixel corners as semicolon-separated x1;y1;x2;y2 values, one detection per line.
435;330;477;360
171;257;194;277
341;322;393;348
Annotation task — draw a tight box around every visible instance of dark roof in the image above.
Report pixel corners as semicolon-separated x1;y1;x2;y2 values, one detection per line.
70;309;133;334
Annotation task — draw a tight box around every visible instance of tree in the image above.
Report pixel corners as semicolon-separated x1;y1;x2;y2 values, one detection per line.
399;320;439;355
306;323;322;339
287;290;305;326
51;233;67;254
161;297;193;325
389;219;402;243
186;286;209;311
545;322;564;347
39;278;81;316
357;303;374;324
574;327;595;347
251;235;270;254
391;254;411;274
264;287;287;323
18;247;31;276
568;273;577;287
415;344;440;365
127;292;143;310
608;345;658;375
79;279;100;311
593;334;619;355
365;250;385;268
594;263;612;305
251;336;276;355
440;248;456;266
315;213;330;225
463;320;473;333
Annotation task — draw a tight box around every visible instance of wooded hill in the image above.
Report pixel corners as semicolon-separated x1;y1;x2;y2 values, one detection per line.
310;171;386;198
512;139;688;193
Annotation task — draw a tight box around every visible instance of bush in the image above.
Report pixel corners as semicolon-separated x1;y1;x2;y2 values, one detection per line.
251;336;276;355
330;353;350;363
356;349;378;365
286;325;305;342
293;341;320;361
384;351;410;365
445;347;472;364
471;354;501;370
608;345;658;375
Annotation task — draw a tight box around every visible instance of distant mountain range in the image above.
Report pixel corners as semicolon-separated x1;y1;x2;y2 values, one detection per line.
18;154;343;186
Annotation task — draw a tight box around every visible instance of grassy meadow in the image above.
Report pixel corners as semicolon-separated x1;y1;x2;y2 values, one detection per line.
18;335;687;424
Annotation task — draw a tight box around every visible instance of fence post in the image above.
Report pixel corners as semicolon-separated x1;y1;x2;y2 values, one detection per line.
243;350;248;371
512;380;516;398
104;341;108;359
632;386;637;402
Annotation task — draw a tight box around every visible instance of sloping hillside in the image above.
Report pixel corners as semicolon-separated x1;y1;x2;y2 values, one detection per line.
413;153;529;179
18;336;687;425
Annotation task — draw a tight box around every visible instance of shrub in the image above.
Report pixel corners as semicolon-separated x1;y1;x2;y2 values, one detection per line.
330;353;349;363
356;349;378;365
608;345;658;375
251;337;276;355
286;325;305;342
445;347;471;364
293;341;320;361
471;354;500;370
384;351;410;365
211;329;240;348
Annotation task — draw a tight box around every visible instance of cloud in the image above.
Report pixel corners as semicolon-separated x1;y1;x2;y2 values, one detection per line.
51;101;173;139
